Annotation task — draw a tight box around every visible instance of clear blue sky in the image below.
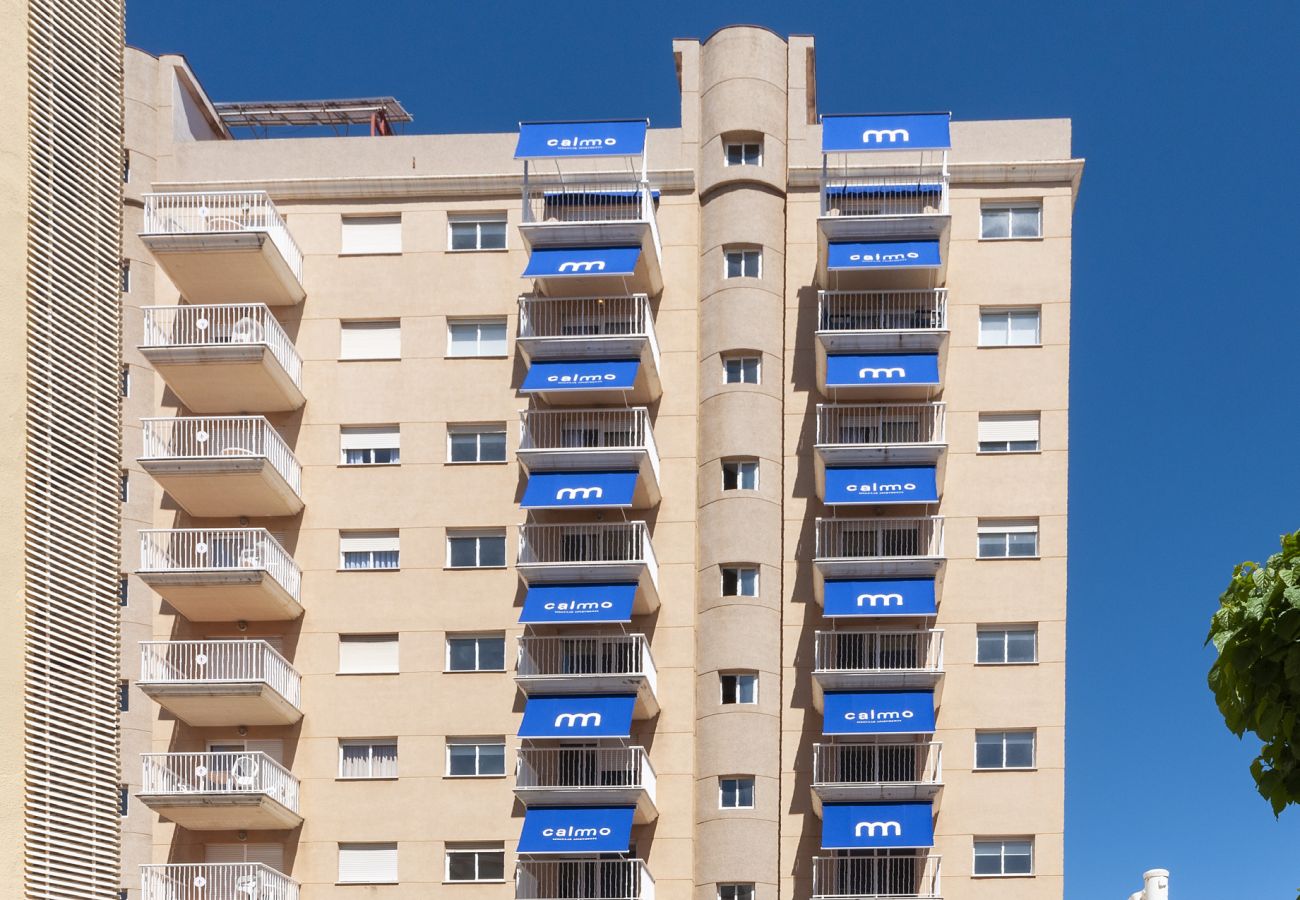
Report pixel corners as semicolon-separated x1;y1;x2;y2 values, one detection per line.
126;1;1300;896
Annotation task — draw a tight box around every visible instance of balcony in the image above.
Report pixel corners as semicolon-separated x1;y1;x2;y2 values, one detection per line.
517;522;659;612
141;304;304;413
138;751;302;830
518;295;661;403
811;853;941;900
814;517;944;580
142;863;299;900
812;742;943;808
141;191;305;305
517;860;653;900
140;417;304;517
139;529;303;621
815;403;946;501
813;630;945;698
516;746;657;822
817;290;947;353
139;640;302;726
519;409;660;506
516;634;658;718
819;167;950;243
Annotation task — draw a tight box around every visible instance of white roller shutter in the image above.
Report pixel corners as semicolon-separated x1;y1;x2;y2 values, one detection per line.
341;215;402;255
338;843;398;883
340;321;400;359
339;634;399;674
978;413;1040;443
340;425;400;450
205;843;284;870
340;531;399;553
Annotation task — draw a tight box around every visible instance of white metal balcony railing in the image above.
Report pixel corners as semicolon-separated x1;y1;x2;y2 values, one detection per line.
517;860;653;900
814;630;944;675
520;408;659;473
817;290;948;333
813;742;942;787
518;634;657;691
518;522;656;569
143;304;303;386
811;854;941;900
139;528;302;601
516;746;656;794
141;751;300;811
519;294;653;340
141;416;302;494
815;518;944;561
816;404;945;447
140;640;301;707
821;167;949;218
523;180;656;226
142;190;304;284
142;863;299;900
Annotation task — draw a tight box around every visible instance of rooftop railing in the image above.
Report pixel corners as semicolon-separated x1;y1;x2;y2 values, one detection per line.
141;863;298;900
141;751;299;812
143;190;304;284
813;741;942;787
140;416;302;496
518;522;656;571
816;404;945;447
817;290;948;334
820;167;949;219
143;304;302;387
517;634;656;694
516;746;655;795
139;528;302;601
139;639;301;708
815;517;944;561
814;630;944;675
811;853;940;899
517;860;653;900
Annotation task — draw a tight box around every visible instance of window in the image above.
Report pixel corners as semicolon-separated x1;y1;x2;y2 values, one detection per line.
973;838;1034;876
447;634;506;672
721;566;759;597
118;575;129;607
119;680;129;713
121;365;130;399
978;413;1040;453
981;203;1042;239
979;308;1041;347
977;627;1038;664
120;259;130;292
447;531;507;568
448;424;507;463
446;738;506;777
723;355;760;384
977;520;1039;559
341;214;402;255
338;634;399;674
449;214;507;251
448;318;508;358
339;739;398;779
719;886;755;900
120;471;128;503
722;459;759;491
119;785;128;816
719;776;755;809
338;843;398;884
446;844;505;883
340;320;401;360
724;248;761;278
725;143;761;166
340;425;400;465
122;149;130;184
720;672;758;705
975;731;1036;770
340;531;400;570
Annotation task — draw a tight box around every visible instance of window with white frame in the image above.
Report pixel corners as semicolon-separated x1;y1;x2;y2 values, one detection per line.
447;531;506;568
977;520;1039;559
338;634;399;674
722;459;759;491
446;844;505;882
981;203;1042;239
446;738;506;777
975;731;1036;770
339;739;398;779
719;885;756;900
973;838;1034;876
338;842;398;884
446;634;506;672
449;214;507;251
447;318;508;357
721;566;759;597
340;320;401;360
340;425;401;465
720;672;758;705
120;259;130;293
977;627;1038;664
724;247;762;278
448;424;507;463
719;776;755;809
723;354;761;384
341;214;402;255
724;142;762;166
977;413;1040;453
340;531;400;570
978;308;1041;347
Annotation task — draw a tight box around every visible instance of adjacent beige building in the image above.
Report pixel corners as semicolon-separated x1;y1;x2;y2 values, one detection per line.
120;25;1079;900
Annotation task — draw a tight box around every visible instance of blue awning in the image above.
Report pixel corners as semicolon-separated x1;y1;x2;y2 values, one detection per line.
824;183;944;197
825;353;939;388
518;806;636;855
522;359;641;392
823;579;937;618
516;120;648;159
821;113;951;152
824;466;938;505
519;695;636;739
821;802;935;850
524;246;642;278
828;240;941;270
823;691;936;735
522;471;639;509
520;583;637;624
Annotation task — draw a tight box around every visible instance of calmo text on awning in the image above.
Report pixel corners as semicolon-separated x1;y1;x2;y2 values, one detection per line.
822;691;936;735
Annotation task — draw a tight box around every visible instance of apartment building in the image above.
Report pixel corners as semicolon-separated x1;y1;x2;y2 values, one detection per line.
120;25;1079;900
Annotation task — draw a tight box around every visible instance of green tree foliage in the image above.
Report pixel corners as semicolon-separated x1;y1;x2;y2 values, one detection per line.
1207;530;1300;815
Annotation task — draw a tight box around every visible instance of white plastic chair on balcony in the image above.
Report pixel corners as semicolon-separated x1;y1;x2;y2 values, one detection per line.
230;317;265;344
238;544;264;568
235;874;260;898
229;754;259;791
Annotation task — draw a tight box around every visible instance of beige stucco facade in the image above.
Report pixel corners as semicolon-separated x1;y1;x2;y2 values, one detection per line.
122;25;1077;900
